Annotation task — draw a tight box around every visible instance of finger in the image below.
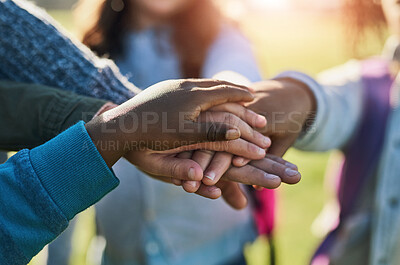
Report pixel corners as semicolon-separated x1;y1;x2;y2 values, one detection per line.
163;138;266;160
265;154;298;170
198;112;271;148
171;178;183;186
223;165;282;189
176;151;193;159
136;154;203;181
195;85;255;111
203;152;232;186
191;150;215;169
250;157;301;185
267;135;298;157
209;103;267;128
182;121;241;142
181;150;214;192
176;151;195;185
195;184;222;199
182;180;202;193
232;156;251;167
191;79;251;91
173;152;203;191
217;181;248;210
212;71;253;90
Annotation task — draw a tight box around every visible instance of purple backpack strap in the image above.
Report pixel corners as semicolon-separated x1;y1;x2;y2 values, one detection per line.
251;188;275;236
248;186;276;264
311;58;393;265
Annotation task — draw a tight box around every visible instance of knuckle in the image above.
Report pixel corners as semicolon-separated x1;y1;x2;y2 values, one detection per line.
250;167;261;176
246;142;255;154
206;112;220;123
225;140;234;152
224;113;237;126
198;150;215;156
243;108;251;120
271;161;284;173
170;162;181;179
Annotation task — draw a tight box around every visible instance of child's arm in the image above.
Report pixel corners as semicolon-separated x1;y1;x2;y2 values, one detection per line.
0;121;119;265
0;79;273;264
276;61;363;152
0;80;112;151
243;61;363;156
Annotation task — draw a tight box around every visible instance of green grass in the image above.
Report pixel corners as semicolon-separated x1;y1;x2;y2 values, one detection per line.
29;9;384;265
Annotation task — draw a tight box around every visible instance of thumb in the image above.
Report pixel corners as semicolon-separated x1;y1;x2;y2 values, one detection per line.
268;135;298;157
217;181;248;210
195;85;254;111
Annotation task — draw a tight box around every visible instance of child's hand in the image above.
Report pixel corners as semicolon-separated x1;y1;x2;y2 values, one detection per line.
246;79;316;157
170;154;301;209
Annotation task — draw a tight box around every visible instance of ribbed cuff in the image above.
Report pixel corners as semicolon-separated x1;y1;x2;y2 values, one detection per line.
43;93;108;140
29;121;119;220
274;71;328;149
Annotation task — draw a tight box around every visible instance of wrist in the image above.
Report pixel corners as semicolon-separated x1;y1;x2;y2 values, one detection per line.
84;120;122;167
86;106;135;167
86;103;126;167
276;78;317;130
277;78;316;112
93;102;119;118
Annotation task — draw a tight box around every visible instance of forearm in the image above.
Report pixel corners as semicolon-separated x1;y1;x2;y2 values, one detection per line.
0;81;109;151
0;122;119;264
0;0;140;104
275;70;363;151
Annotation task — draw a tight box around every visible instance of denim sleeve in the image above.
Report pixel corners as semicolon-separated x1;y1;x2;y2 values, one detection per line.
0;0;140;104
275;61;363;151
0;122;119;264
0;80;108;151
201;24;262;82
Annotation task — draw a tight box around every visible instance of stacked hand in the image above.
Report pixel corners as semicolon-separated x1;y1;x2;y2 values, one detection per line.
86;78;309;209
245;78;316;157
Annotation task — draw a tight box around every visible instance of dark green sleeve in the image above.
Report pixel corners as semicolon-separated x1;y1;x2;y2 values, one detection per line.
0;80;108;151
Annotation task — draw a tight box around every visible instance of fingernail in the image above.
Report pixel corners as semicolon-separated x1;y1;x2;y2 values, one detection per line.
285;168;299;177
188;167;196;180
205;172;216;181
225;129;240;140
186;181;197;188
236;157;244;165
257;148;266;156
266;173;280;181
285;162;298;170
257;115;267;126
263;137;271;147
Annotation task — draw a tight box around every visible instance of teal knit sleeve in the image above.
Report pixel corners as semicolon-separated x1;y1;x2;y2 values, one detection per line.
30;121;120;220
0;121;119;264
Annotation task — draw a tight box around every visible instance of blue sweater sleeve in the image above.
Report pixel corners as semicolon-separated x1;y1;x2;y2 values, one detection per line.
0;0;140;104
0;121;119;264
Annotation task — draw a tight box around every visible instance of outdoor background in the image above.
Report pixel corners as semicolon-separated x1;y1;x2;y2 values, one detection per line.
28;0;385;264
